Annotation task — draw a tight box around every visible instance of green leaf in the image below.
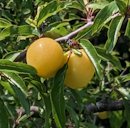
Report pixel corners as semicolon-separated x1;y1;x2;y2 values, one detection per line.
109;111;123;128
44;22;69;38
96;47;122;69
75;24;93;40
26;18;37;28
50;64;67;128
105;16;124;53
70;89;82;106
124;100;130;127
86;123;97;128
0;26;15;41
37;1;58;27
92;1;119;34
11;84;30;115
0;99;9;128
3;72;27;96
0;25;36;41
76;1;119;40
18;25;34;36
117;88;130;99
0;81;15;95
119;74;130;82
80;39;103;79
31;80;51;127
37;1;70;27
67;1;84;11
45;21;69;32
115;0;128;14
76;0;84;8
43;95;51;128
0;59;37;75
66;105;79;128
0;18;12;28
3;51;21;61
87;1;109;10
125;18;130;38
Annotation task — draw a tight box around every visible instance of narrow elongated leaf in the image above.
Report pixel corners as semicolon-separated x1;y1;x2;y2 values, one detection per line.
125;18;130;38
80;39;103;79
1;72;30;114
96;47;122;69
115;0;128;14
119;74;130;82
0;25;36;41
51;64;67;128
3;72;27;95
109;111;123;128
105;16;124;52
0;59;37;75
0;81;15;95
75;25;93;40
43;95;51;128
31;80;51;127
92;1;119;34
117;88;130;99
0;99;9;128
77;0;85;8
87;1;109;10
67;1;84;11
86;123;97;128
76;1;119;40
3;51;21;61
66;105;79;128
0;26;18;41
26;18;37;28
37;1;58;27
18;25;33;36
70;89;82;105
45;21;69;32
37;1;70;27
0;18;12;28
124;100;130;127
11;84;30;114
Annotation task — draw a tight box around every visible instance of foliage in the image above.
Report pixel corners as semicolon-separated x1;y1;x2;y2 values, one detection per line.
0;0;130;127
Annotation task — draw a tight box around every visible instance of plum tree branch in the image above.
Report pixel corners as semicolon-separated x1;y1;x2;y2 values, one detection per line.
85;100;126;114
14;13;120;61
55;21;94;42
55;13;120;42
14;22;94;62
16;100;128;118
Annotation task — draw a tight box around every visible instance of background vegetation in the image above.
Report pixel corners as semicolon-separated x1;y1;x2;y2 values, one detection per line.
0;0;130;127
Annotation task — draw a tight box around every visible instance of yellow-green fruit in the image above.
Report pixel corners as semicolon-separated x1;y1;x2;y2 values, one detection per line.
26;37;64;78
64;49;95;89
97;111;108;119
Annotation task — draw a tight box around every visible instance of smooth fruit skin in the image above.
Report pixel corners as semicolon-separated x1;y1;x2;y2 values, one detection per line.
97;111;108;119
26;38;64;78
64;49;95;89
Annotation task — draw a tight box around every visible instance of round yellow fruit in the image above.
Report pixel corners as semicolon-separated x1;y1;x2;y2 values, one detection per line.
64;49;95;89
97;111;108;119
26;37;64;78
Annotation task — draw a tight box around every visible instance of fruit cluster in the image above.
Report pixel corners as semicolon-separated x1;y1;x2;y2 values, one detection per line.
26;38;95;89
